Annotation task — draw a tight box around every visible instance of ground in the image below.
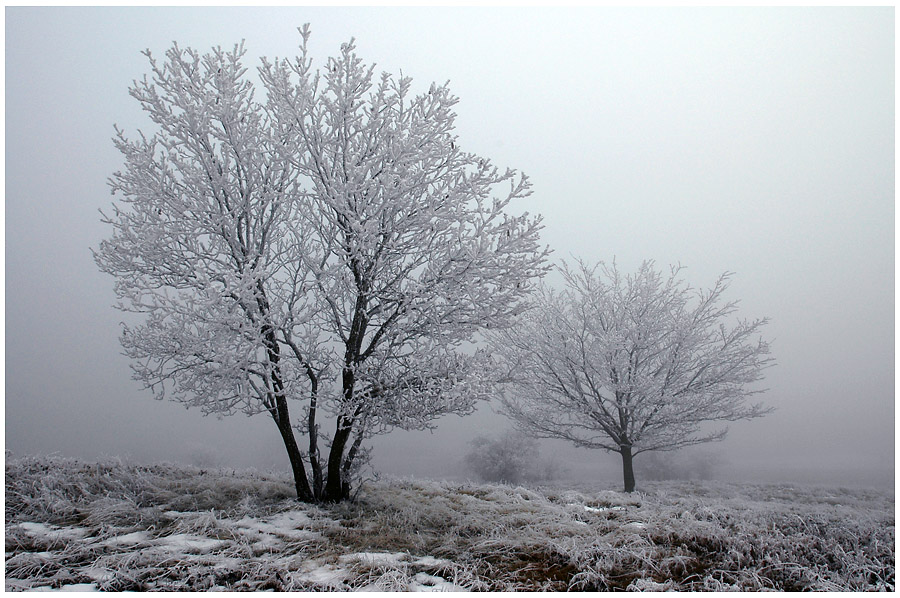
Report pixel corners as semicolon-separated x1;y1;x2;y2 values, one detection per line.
5;455;894;591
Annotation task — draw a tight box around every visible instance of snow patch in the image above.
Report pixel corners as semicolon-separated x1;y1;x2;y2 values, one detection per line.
628;578;674;591
339;551;409;567
156;533;228;552
249;536;284;554
32;583;99;592
162;510;193;518
410;555;452;568
583;505;626;513
337;551;453;571
209;557;245;570
293;560;350;588
411;572;468;592
80;567;114;583
97;530;152;547
230;509;319;543
14;522;90;541
16;522;53;535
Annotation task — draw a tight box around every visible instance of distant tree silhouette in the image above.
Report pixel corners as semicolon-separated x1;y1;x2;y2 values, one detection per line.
490;260;773;492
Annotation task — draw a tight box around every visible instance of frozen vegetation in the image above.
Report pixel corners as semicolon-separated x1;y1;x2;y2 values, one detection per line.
5;454;894;591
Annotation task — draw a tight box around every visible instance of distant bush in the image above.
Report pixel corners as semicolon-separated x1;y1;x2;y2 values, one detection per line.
464;431;563;484
634;450;722;481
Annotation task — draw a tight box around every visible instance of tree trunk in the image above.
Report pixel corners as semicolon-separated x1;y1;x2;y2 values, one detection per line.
324;418;352;502
252;288;314;502
271;405;314;502
307;385;324;499
324;287;368;503
620;445;636;493
341;429;365;498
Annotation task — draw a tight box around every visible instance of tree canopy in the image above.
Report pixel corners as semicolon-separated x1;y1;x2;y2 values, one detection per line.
95;27;550;502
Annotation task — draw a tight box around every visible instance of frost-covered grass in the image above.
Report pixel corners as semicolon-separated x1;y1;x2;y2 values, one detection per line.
6;455;894;591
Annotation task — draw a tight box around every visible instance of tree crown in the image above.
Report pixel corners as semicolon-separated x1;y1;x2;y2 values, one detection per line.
94;28;551;494
492;259;773;455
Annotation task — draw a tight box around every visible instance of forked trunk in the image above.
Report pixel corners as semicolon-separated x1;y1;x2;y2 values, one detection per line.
255;295;315;502
620;445;636;493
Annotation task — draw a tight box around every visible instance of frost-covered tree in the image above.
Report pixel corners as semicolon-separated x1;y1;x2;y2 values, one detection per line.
95;28;549;503
490;260;773;492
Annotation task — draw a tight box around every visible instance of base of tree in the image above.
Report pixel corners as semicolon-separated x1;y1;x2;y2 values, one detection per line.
621;446;636;493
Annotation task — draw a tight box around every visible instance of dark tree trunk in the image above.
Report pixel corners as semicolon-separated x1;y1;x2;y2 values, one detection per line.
271;403;314;502
253;284;314;502
620;445;636;493
322;283;368;503
341;429;365;498
324;418;353;501
307;384;324;499
323;366;357;502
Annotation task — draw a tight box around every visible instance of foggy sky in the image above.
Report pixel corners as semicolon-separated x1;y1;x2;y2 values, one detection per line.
5;7;894;488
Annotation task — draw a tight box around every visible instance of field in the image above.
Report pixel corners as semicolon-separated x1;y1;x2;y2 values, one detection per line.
5;454;894;591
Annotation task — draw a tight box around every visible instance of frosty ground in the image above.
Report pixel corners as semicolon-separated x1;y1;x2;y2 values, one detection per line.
5;455;894;591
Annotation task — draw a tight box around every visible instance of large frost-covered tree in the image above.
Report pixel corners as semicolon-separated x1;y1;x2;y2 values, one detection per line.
489;260;773;492
94;28;549;502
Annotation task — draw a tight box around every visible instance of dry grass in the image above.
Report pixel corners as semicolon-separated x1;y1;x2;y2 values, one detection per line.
5;454;895;591
327;478;893;591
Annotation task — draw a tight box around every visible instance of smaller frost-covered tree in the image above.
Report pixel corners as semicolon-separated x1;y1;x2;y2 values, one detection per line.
490;260;774;492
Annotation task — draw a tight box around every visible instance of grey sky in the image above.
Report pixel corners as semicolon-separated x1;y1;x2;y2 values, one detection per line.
5;7;894;487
